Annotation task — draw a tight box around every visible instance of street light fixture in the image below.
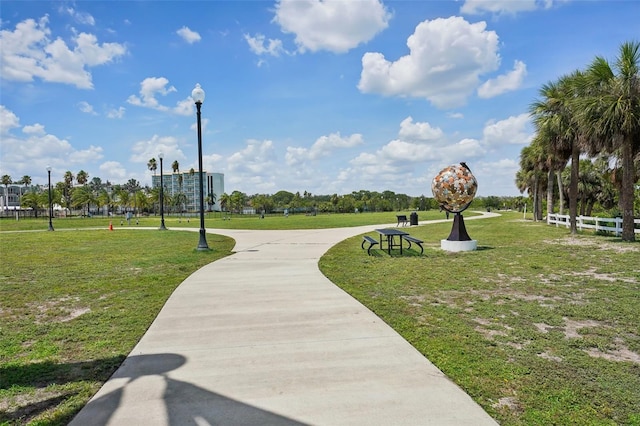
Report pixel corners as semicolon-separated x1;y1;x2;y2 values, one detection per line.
158;152;167;230
192;83;209;250
46;166;54;231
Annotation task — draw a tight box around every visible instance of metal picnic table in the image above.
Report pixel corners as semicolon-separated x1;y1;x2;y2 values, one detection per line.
375;228;409;255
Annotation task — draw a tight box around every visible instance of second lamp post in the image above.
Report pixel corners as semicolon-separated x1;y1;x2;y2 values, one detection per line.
158;152;167;230
46;166;54;231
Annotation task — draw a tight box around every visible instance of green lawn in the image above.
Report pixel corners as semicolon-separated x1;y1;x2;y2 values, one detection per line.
1;211;638;425
320;212;640;425
0;229;234;425
0;210;454;232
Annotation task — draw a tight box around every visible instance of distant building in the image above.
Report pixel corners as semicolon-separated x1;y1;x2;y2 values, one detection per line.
0;184;29;210
151;171;224;212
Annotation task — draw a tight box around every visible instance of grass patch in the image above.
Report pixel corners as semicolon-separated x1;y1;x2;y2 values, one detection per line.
320;212;640;425
0;229;234;425
0;210;456;232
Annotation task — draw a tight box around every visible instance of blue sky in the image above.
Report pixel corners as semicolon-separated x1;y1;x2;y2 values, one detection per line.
1;0;638;197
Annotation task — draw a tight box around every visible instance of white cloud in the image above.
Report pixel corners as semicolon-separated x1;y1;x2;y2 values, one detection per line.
0;15;126;89
127;77;193;116
379;140;440;162
127;77;175;110
273;0;391;53
176;26;201;44
460;0;568;16
0;105;20;134
478;60;527;98
99;161;128;181
189;117;209;134
244;33;288;57
461;0;538;15
398;117;443;142
482;113;533;145
0;107;104;178
107;107;125;119
225;139;279;191
78;101;97;115
174;97;195;116
444;138;486;159
61;6;96;25
22;123;46;135
471;158;521;196
285;132;363;166
130;134;187;164
358;16;500;109
331;113;496;194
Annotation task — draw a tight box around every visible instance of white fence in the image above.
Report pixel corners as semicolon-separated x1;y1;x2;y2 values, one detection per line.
547;214;640;236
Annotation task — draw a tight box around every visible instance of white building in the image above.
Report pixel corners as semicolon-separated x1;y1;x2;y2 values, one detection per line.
152;171;224;212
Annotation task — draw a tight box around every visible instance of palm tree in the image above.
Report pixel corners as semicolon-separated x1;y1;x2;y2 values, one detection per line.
97;189;113;216
123;179;141;216
76;170;89;186
173;192;188;215
219;192;231;215
1;174;12;210
530;73;588;234
516;143;546;221
231;191;246;214
19;175;32;197
63;171;74;213
331;193;339;213
21;190;42;217
576;159;601;216
579;41;640;242
114;187;130;214
72;185;96;216
147;158;157;176
189;168;196;207
135;189;150;214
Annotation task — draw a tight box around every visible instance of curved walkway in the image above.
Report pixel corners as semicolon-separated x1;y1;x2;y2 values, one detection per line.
71;213;500;425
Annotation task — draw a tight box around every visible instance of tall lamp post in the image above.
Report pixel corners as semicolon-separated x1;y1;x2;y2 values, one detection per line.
158;152;167;230
46;166;54;231
192;83;209;250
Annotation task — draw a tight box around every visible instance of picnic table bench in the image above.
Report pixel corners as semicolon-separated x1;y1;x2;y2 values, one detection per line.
396;215;409;227
362;230;424;256
361;235;380;255
402;235;424;254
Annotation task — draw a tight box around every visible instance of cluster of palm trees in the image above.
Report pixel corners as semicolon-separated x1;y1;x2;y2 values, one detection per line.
520;41;640;242
10;170;173;217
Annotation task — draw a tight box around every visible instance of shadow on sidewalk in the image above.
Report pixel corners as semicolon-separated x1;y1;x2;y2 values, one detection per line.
71;353;308;425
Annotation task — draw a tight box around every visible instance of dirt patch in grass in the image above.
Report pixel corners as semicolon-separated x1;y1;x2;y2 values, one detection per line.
545;237;639;253
562;317;608;338
492;396;523;415
59;308;91;323
537;351;563;362
28;297;91;324
587;346;640;364
571;268;638;283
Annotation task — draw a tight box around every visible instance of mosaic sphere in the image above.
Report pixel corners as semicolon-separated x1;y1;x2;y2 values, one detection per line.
431;163;478;213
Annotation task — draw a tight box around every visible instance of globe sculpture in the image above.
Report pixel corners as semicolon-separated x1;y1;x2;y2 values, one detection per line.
431;163;478;250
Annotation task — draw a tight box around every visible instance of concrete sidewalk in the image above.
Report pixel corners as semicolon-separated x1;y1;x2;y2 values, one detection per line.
71;216;499;425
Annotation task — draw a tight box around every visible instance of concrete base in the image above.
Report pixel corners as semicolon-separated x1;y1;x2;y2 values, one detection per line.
441;239;477;252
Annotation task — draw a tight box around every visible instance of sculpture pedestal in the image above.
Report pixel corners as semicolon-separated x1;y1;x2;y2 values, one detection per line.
441;239;477;252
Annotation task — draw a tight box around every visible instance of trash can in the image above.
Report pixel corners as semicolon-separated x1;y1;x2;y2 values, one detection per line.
410;211;418;226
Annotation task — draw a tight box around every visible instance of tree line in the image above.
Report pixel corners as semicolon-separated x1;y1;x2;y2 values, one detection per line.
518;41;640;242
3;169;529;219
